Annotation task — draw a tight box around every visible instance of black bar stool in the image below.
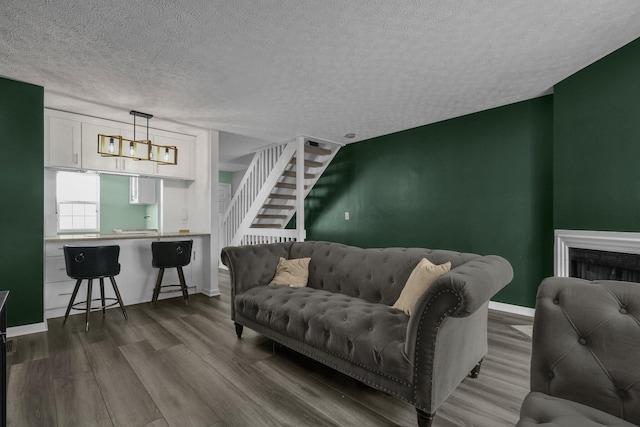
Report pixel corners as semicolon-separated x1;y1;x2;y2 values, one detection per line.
62;245;128;331
151;240;193;306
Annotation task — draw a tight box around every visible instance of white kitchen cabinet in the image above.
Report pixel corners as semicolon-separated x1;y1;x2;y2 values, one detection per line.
46;109;197;181
45;116;82;168
81;122;122;173
190;237;203;290
119;127;155;175
44;236;206;319
130;177;156;204
82;122;159;175
153;134;195;180
44;242;77;314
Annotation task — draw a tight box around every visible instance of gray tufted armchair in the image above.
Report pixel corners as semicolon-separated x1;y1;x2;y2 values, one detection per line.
516;277;640;426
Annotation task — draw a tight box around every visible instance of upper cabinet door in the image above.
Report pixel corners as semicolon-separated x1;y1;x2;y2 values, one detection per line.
153;134;194;180
45;109;197;181
119;126;155;175
81;122;121;172
46;116;81;168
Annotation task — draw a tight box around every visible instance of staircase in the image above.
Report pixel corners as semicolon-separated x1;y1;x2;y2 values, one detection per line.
220;136;342;247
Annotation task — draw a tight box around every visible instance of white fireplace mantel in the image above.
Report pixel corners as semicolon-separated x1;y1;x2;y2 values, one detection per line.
555;229;640;277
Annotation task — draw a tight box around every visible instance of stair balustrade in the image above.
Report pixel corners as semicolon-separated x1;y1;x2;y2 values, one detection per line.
220;136;341;248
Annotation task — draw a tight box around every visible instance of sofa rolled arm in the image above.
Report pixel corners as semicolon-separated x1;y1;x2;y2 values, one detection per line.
221;242;294;301
404;255;513;412
406;255;513;349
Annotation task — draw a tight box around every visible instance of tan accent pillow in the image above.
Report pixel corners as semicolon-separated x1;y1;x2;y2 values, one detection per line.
392;258;451;316
268;257;311;287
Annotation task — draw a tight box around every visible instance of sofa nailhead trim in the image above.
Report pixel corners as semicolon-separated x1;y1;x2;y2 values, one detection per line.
413;287;462;412
237;315;413;387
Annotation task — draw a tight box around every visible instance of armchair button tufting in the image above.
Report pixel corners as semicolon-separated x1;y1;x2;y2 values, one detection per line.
547;371;554;378
618;390;628;398
620;308;628;314
553;298;559;305
578;338;587;345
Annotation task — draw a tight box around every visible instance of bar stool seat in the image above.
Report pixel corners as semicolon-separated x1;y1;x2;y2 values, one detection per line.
151;240;193;306
63;245;128;331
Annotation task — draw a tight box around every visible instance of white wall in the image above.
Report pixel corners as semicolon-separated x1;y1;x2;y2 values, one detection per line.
43;168;57;237
232;169;246;196
161;128;219;296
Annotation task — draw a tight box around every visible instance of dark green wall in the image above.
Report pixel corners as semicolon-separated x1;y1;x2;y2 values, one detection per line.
554;37;640;231
306;96;554;307
0;77;44;327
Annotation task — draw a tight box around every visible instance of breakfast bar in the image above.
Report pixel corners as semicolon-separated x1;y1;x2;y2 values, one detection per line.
44;232;210;319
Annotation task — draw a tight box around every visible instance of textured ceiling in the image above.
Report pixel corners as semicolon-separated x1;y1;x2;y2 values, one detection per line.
2;1;640;157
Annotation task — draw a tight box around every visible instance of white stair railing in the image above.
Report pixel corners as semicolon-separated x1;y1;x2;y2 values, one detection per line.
221;141;298;247
220;135;342;248
220;142;289;248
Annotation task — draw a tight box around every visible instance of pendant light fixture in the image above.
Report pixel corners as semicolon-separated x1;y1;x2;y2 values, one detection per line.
97;110;178;165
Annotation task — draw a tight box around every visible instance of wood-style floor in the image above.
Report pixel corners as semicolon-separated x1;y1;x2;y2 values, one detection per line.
6;270;533;426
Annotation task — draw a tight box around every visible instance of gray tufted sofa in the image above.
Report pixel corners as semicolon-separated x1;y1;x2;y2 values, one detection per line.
517;277;640;427
221;241;513;427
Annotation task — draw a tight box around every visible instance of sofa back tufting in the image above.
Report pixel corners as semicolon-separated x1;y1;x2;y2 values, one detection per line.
528;277;640;425
290;241;480;305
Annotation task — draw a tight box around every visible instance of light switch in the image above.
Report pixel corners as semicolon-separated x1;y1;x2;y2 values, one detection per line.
345;211;350;220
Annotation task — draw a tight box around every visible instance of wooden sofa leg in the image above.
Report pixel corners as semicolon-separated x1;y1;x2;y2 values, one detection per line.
469;358;483;378
416;408;434;427
234;322;243;338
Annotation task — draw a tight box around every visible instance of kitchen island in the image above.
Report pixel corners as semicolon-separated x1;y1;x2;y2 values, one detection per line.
44;232;211;319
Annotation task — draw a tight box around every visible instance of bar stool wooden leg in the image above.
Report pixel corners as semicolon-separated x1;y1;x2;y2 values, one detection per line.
63;279;83;326
151;268;164;306
109;276;128;320
177;266;189;305
99;278;106;316
85;279;93;332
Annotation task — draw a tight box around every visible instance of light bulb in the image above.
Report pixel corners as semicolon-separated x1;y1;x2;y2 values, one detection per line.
108;137;115;154
129;142;134;156
164;148;170;161
149;149;153;159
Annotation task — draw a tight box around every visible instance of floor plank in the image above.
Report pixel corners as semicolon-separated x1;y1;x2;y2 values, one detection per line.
84;339;164;426
7;359;57;426
119;340;219;427
160;344;286;426
52;371;112;427
7;269;533;426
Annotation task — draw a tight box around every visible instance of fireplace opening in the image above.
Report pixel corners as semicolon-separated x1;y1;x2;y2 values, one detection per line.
569;248;640;283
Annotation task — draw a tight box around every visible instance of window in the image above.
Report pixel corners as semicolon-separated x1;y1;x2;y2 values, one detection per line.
56;171;100;232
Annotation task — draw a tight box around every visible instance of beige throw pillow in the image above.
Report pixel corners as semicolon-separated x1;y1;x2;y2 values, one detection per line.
268;257;311;287
392;258;451;316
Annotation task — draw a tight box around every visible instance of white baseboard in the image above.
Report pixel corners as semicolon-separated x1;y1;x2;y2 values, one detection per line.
201;289;221;297
489;301;535;317
8;321;48;338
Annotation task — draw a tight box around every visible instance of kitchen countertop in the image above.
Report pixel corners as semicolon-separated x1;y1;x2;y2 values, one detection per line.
45;231;210;242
